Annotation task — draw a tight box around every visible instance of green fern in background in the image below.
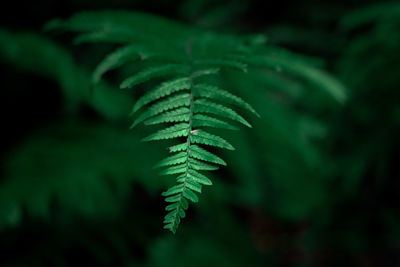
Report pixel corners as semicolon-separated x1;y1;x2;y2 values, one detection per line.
0;29;133;120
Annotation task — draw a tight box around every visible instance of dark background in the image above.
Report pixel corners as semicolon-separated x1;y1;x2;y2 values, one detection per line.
0;0;399;266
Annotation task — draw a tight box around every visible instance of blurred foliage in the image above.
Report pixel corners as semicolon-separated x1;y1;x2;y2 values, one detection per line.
0;122;163;228
0;0;399;266
0;29;133;120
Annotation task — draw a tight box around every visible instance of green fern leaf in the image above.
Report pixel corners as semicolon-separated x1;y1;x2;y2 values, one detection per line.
190;68;220;78
231;53;347;103
193;59;248;72
130;93;190;128
165;194;182;202
193;84;259;117
165;198;189;214
187;170;213;186
155;152;188;168
92;44;147;83
142;123;190;141
188;145;226;166
185;180;202;193
165;202;180;211
132;77;191;113
194;99;252;128
188;158;219;171
162;184;185;196
190;130;234;150
182;188;199;203
168;143;188;153
120;64;188;89
144;107;190;125
72;29;137;44
160;164;187;175
192;114;238;130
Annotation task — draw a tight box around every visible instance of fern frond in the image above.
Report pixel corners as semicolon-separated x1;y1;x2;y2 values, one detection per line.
189;130;234;150
72;29;138;44
142;123;190;141
144;107;190;125
160;165;187;175
194;99;252;127
185;180;202;193
182;188;199;203
168;143;188;153
186;170;213;185
162;177;200;233
188;145;227;166
193;59;248;72
120;64;189;89
130;93;190;127
188;158;219;171
132;77;191;113
192;114;239;130
155;152;188;168
51;11;266;234
190;68;220;78
92;44;146;83
193;84;260;117
230;52;347;103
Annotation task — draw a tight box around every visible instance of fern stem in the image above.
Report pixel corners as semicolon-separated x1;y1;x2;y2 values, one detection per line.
171;92;193;231
169;38;196;232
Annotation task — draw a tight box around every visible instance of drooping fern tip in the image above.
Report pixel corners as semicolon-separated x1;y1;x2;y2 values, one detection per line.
47;10;345;233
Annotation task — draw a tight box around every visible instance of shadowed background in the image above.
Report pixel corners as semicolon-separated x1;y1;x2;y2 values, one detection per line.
0;0;399;266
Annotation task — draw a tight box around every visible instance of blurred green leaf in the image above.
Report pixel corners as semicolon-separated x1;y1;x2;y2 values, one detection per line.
0;29;133;120
0;122;162;229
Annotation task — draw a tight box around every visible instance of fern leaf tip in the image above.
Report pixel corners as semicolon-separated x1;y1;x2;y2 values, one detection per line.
140;136;150;142
129;120;140;129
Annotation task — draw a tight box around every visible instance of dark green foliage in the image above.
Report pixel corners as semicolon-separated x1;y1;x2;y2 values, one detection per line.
0;29;133;120
0;123;161;228
333;2;400;195
2;0;398;265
